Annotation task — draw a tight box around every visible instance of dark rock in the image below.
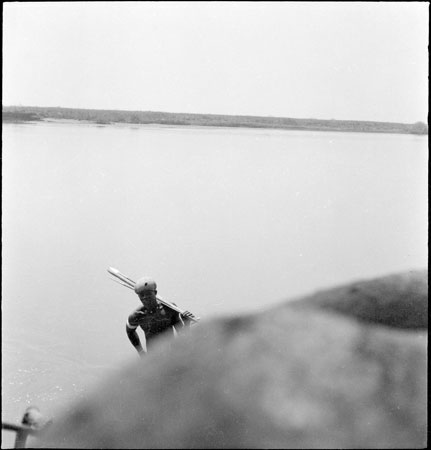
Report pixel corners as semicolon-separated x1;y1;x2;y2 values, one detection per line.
287;269;428;329
36;270;428;448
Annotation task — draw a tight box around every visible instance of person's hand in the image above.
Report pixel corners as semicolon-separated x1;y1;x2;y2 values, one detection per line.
181;310;196;323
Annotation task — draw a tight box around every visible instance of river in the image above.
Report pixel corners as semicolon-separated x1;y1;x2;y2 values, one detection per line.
1;120;427;447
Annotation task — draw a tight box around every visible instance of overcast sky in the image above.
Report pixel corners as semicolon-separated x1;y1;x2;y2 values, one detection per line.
2;2;428;123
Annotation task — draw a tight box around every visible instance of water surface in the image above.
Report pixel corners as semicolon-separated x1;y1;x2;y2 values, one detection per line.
2;121;427;445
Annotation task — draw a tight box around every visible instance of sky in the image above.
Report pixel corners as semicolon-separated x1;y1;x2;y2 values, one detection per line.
2;1;428;123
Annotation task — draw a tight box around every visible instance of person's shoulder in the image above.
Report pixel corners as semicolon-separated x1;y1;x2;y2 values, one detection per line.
159;300;179;310
162;304;180;318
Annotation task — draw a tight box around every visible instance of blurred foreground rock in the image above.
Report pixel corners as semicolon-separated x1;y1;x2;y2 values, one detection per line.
36;270;427;448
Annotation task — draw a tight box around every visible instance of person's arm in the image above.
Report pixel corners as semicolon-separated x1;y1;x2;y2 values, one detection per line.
126;312;146;356
172;310;195;334
167;300;197;325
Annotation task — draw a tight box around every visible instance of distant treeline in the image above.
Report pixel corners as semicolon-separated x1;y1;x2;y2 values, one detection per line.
2;111;42;122
2;106;428;135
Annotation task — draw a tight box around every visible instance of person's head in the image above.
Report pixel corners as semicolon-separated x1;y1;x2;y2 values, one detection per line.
134;277;157;302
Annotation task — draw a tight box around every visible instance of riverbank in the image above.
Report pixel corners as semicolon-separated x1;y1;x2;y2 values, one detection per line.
2;106;428;135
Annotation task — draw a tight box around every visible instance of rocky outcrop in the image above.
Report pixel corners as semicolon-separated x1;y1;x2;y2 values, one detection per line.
36;270;427;448
287;269;428;329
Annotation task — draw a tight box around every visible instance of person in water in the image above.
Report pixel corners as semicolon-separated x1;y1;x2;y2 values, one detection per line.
126;277;195;356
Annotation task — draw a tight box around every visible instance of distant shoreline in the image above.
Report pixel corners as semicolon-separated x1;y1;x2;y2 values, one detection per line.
2;106;428;135
5;118;428;138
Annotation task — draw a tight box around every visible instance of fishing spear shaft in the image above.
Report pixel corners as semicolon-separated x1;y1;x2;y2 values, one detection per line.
107;267;200;323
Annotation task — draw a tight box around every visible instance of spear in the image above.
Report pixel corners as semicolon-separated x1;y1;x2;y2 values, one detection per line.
107;267;200;323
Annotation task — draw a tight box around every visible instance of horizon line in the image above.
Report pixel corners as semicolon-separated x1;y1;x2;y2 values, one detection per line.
2;104;427;126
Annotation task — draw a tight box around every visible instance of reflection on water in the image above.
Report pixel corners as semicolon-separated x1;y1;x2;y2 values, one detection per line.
2;122;427;445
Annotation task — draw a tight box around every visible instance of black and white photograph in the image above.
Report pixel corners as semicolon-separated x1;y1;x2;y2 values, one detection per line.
2;2;428;448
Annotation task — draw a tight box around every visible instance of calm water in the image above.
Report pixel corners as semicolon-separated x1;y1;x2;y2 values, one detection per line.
1;121;427;445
